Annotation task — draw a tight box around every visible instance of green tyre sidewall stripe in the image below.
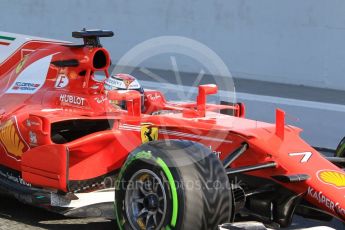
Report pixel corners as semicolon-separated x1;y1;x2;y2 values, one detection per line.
115;151;179;229
115;151;153;230
156;157;178;227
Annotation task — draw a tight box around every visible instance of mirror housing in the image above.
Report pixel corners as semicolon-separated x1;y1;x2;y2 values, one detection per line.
108;90;142;117
197;84;218;117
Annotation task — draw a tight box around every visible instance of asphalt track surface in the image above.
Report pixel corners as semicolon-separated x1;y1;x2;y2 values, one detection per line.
0;189;342;230
0;195;114;229
1;69;345;229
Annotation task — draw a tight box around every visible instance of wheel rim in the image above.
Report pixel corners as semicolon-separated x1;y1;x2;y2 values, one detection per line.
125;169;167;230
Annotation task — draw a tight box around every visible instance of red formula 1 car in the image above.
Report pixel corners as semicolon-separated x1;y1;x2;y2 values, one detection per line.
0;29;344;230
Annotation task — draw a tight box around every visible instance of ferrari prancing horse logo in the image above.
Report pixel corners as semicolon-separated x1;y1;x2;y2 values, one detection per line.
140;124;158;143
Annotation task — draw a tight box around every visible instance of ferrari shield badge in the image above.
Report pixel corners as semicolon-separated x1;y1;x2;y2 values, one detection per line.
15;55;29;74
141;123;158;143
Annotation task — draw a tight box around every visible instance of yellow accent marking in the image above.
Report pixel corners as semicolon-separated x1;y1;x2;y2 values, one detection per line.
319;170;345;188
15;55;28;74
139;173;149;182
0;120;25;157
137;217;146;230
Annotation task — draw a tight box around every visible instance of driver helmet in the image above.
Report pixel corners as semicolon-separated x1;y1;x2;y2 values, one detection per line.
104;73;145;110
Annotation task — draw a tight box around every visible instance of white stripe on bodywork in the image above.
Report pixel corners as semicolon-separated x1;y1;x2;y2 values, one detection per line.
289;152;313;163
119;124;232;143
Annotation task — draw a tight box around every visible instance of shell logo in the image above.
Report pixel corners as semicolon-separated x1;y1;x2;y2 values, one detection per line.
0;119;28;159
317;170;345;189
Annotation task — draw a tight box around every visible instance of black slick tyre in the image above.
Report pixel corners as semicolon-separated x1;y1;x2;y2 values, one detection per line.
115;140;232;230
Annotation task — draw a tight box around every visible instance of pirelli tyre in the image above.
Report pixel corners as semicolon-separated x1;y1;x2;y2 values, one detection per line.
115;140;232;230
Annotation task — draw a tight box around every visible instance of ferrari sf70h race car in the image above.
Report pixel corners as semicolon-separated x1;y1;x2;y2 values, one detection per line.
0;29;344;230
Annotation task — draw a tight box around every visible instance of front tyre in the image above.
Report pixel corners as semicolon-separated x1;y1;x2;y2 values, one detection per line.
115;140;232;230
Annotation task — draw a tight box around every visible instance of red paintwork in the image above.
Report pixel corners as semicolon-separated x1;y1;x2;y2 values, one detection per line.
0;37;344;222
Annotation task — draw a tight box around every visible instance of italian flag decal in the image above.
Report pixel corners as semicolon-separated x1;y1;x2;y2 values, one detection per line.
0;35;15;46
